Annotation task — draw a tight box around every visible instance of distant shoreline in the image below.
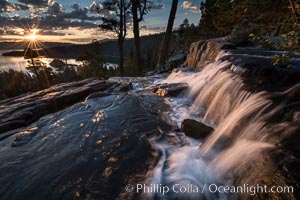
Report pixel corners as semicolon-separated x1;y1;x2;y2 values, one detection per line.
0;33;164;63
1;42;90;59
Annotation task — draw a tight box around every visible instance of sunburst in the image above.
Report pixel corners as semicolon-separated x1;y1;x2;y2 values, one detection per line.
23;27;50;87
26;33;37;41
26;28;39;40
24;28;41;58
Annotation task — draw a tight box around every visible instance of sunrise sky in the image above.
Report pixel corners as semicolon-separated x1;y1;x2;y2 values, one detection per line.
0;0;202;44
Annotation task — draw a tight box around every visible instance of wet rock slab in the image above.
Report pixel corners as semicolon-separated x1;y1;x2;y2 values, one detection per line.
0;93;172;200
0;78;117;136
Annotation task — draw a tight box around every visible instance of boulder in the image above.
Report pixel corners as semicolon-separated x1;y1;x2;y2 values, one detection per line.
183;20;255;68
183;39;235;67
167;52;187;69
181;119;214;140
154;83;188;97
49;59;66;68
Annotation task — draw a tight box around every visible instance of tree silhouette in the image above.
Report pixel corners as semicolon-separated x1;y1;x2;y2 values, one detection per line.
157;0;179;71
131;0;149;76
24;48;50;88
96;0;131;76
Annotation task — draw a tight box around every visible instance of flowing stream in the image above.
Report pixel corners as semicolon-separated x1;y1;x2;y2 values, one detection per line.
0;57;299;199
146;59;299;199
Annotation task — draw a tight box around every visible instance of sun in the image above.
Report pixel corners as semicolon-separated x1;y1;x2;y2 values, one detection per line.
24;28;42;58
26;29;39;41
26;34;37;41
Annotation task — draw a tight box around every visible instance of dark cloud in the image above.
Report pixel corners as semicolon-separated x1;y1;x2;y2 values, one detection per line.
0;1;101;33
41;15;99;28
0;15;99;30
47;2;63;15
89;1;118;22
72;3;80;11
147;1;165;9
11;14;20;20
39;30;66;36
0;0;29;13
18;0;49;7
64;9;88;19
90;1;104;14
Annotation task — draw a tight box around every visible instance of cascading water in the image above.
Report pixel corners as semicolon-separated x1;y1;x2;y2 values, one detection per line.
0;52;298;199
148;58;298;199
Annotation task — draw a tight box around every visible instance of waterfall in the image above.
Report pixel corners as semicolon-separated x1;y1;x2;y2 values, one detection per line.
149;58;299;199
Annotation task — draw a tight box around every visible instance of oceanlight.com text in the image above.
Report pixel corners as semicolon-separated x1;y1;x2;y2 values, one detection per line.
125;183;294;196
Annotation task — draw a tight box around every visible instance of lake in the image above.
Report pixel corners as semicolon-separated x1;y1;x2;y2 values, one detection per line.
0;50;81;72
